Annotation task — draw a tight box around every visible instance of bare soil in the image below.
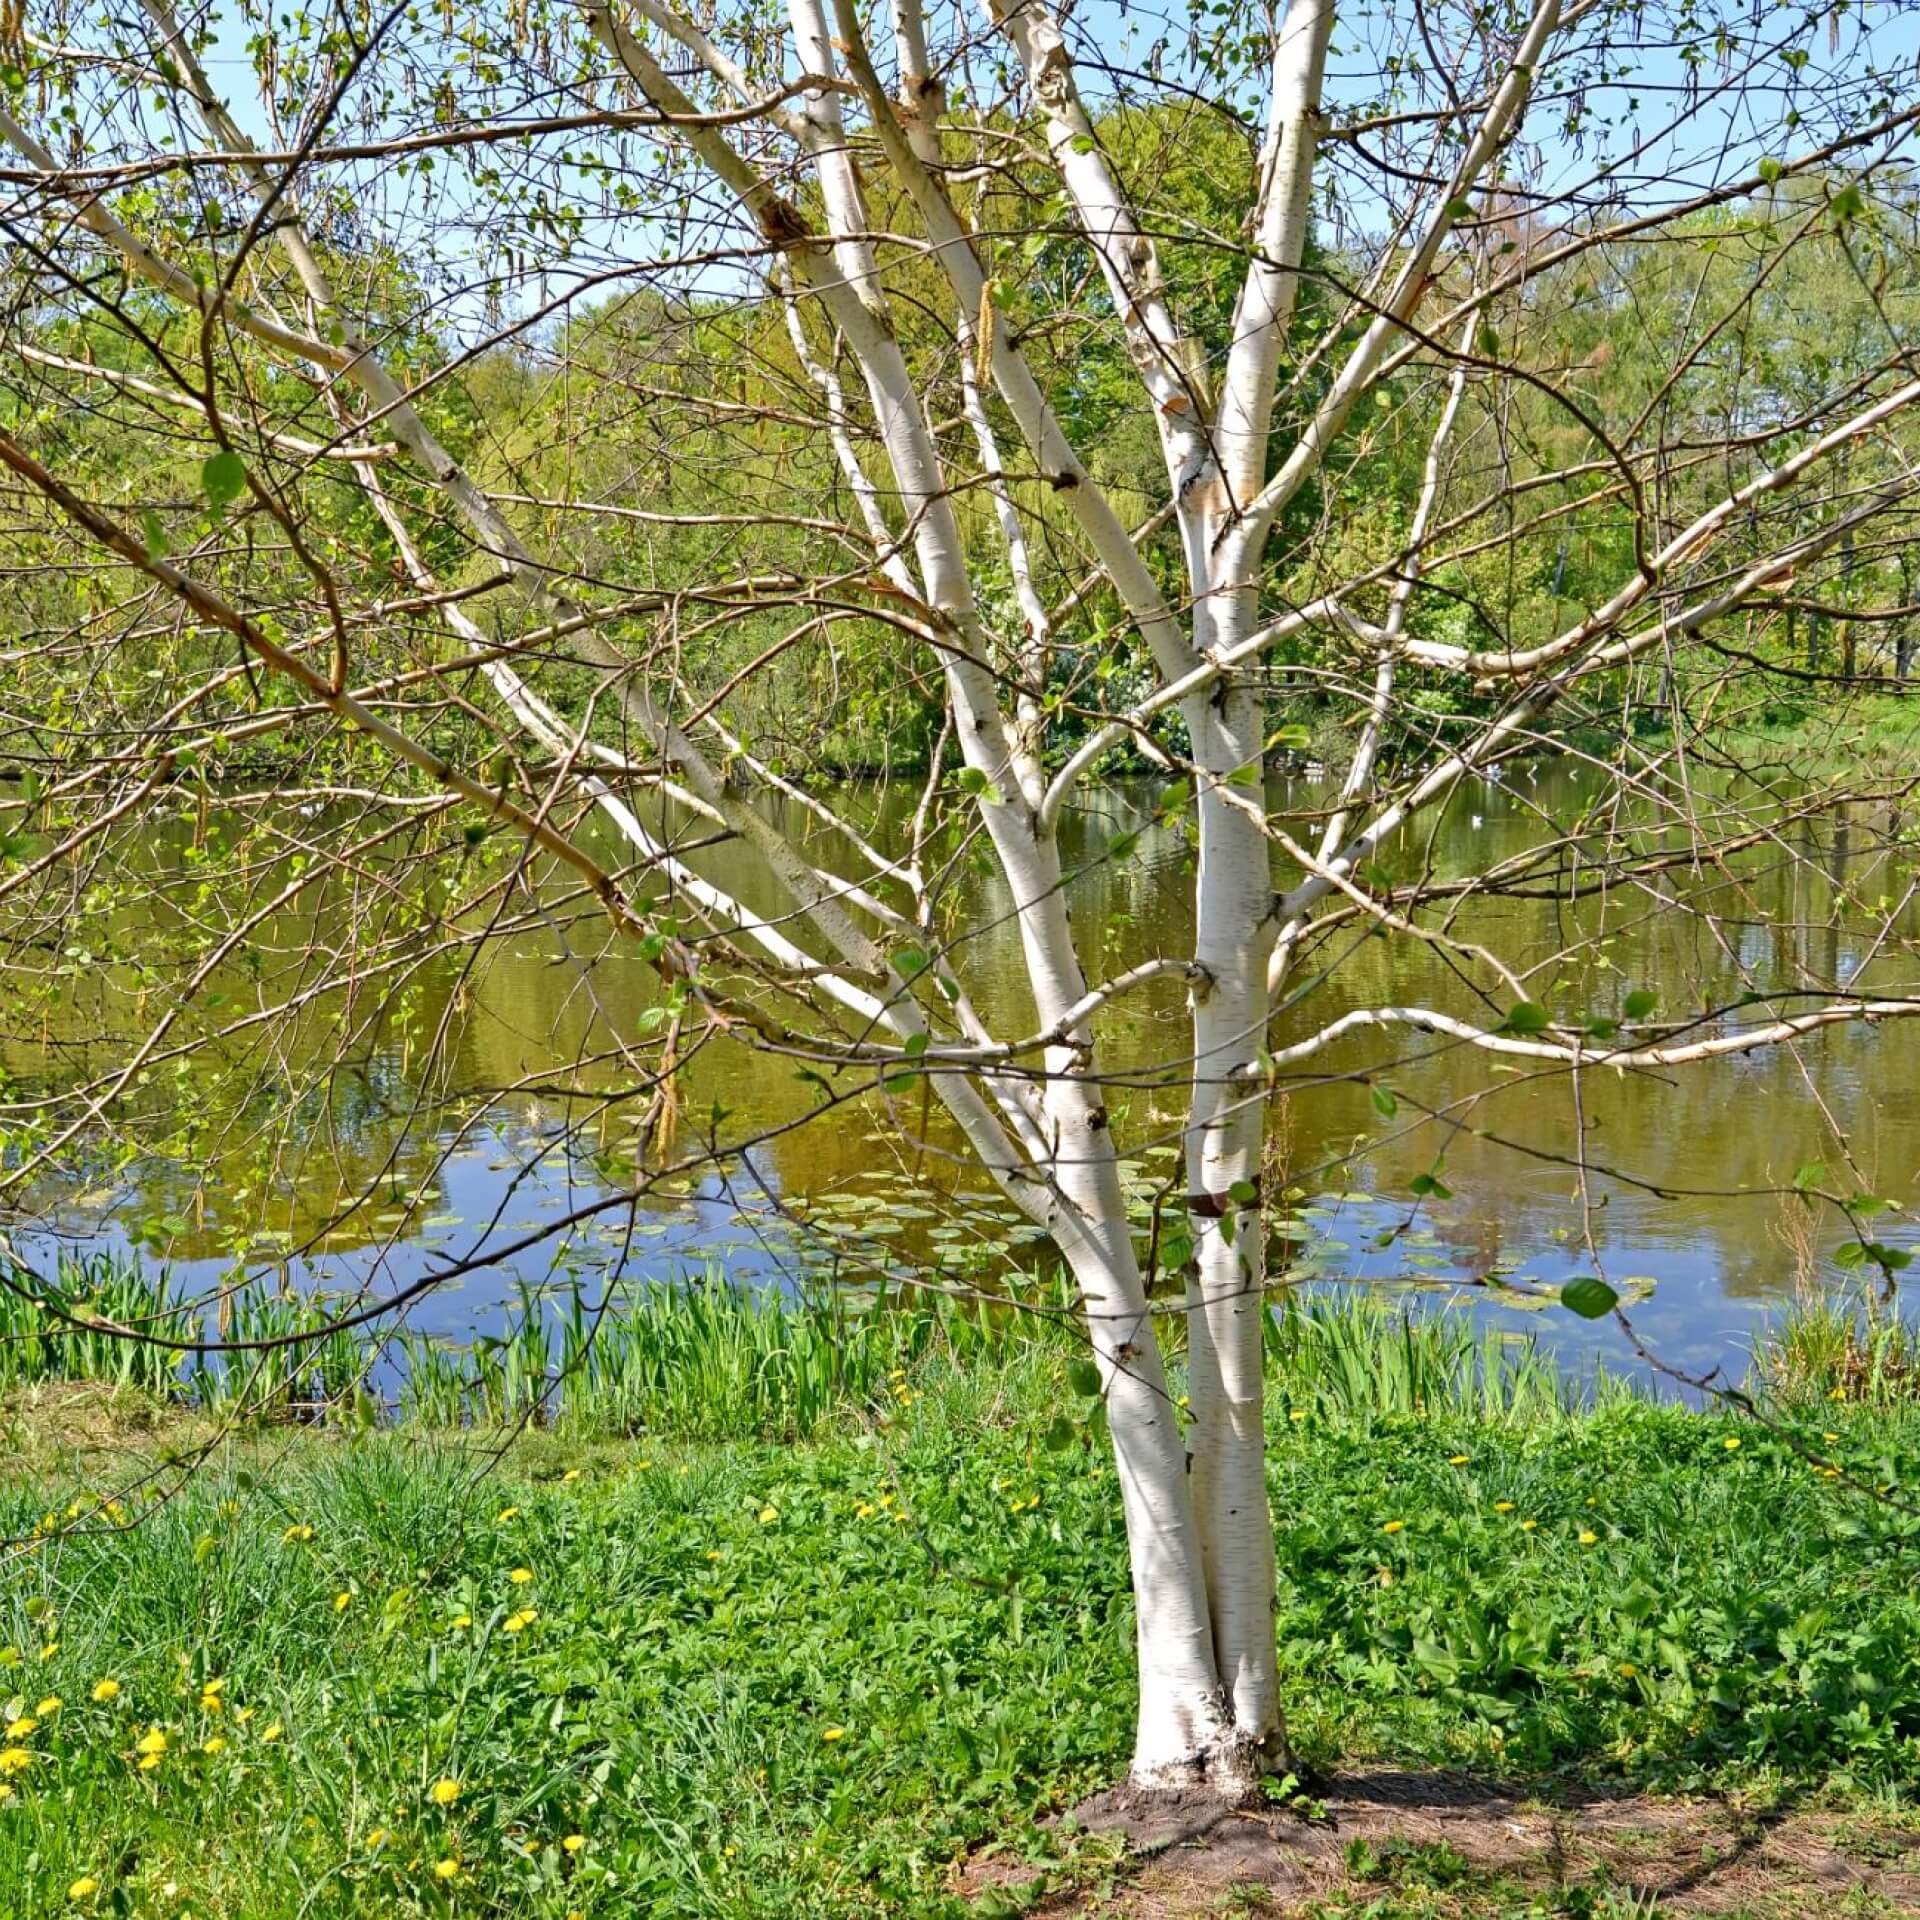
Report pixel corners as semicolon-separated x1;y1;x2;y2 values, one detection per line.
955;1770;1920;1917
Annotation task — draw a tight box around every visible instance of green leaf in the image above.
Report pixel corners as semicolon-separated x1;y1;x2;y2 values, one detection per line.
1369;1084;1398;1118
882;1073;916;1095
1265;723;1312;752
1756;155;1784;185
201;449;247;511
1560;1276;1618;1319
1043;1415;1075;1451
1442;196;1475;222
903;1031;929;1058
1228;1178;1258;1206
140;509;170;560
894;947;929;978
955;766;1002;804
1503;1001;1551;1035
1623;989;1658;1019
1409;1171;1452;1200
1834;1241;1869;1270
1830;182;1865;223
1067;1359;1101;1397
1793;1160;1827;1193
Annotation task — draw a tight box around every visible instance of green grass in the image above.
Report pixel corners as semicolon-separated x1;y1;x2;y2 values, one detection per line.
3;1335;1919;1917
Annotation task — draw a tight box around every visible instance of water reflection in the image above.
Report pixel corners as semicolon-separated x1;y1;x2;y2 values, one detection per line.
7;763;1917;1385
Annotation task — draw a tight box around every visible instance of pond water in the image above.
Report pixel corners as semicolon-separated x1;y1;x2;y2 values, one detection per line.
8;762;1917;1389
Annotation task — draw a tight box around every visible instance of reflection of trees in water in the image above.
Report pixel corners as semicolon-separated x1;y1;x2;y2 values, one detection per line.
14;768;1920;1303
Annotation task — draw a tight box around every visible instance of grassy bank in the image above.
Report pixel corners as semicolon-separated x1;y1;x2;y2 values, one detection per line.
2;1306;1918;1917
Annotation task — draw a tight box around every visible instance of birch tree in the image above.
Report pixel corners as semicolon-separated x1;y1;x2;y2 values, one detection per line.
4;0;1920;1799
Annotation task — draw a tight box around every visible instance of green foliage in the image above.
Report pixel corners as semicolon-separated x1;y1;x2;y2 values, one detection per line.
2;1358;1919;1913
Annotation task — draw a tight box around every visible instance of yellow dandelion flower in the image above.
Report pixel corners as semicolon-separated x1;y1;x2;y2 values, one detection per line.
281;1524;313;1544
232;1706;254;1725
1578;1529;1598;1546
508;1568;533;1585
68;1877;100;1900
1493;1501;1515;1513
134;1726;167;1757
495;1506;519;1524
261;1722;283;1742
561;1470;581;1484
432;1858;460;1881
39;1642;57;1661
137;1753;162;1772
450;1614;472;1631
200;1675;224;1696
201;1736;226;1755
1823;1432;1840;1442
1723;1436;1741;1451
367;1827;390;1850
855;1502;875;1519
1447;1454;1470;1466
1380;1520;1405;1535
333;1592;352;1613
562;1834;586;1854
503;1609;537;1634
6;1717;36;1739
0;1748;31;1776
757;1505;779;1525
1619;1662;1637;1677
1520;1519;1538;1532
34;1697;60;1717
429;1777;461;1807
706;1550;723;1561
1288;1409;1307;1422
200;1693;222;1715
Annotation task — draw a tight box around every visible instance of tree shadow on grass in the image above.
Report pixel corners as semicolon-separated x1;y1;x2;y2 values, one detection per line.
957;1768;1920;1917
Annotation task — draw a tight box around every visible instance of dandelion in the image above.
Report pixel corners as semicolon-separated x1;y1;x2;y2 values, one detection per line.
508;1568;533;1585
1619;1662;1637;1678
1380;1520;1406;1535
0;1748;31;1776
562;1834;586;1854
495;1506;519;1524
450;1614;472;1631
1723;1436;1741;1451
333;1592;353;1613
6;1717;37;1739
232;1706;254;1725
1288;1409;1307;1423
39;1642;57;1661
201;1736;226;1755
367;1828;390;1850
35;1697;60;1717
854;1502;875;1520
1823;1432;1841;1442
1520;1519;1538;1532
706;1550;723;1562
504;1609;537;1634
261;1722;283;1742
561;1469;581;1484
68;1877;99;1901
1493;1501;1515;1513
134;1726;167;1758
821;1726;844;1742
757;1505;779;1525
429;1778;461;1807
1447;1455;1470;1466
1578;1530;1598;1546
281;1524;313;1544
433;1858;460;1881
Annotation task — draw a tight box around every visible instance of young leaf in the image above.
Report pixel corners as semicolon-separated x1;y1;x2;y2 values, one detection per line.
1560;1276;1618;1319
1369;1084;1398;1118
1067;1359;1101;1397
1503;1001;1551;1035
1622;989;1658;1019
201;450;247;511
